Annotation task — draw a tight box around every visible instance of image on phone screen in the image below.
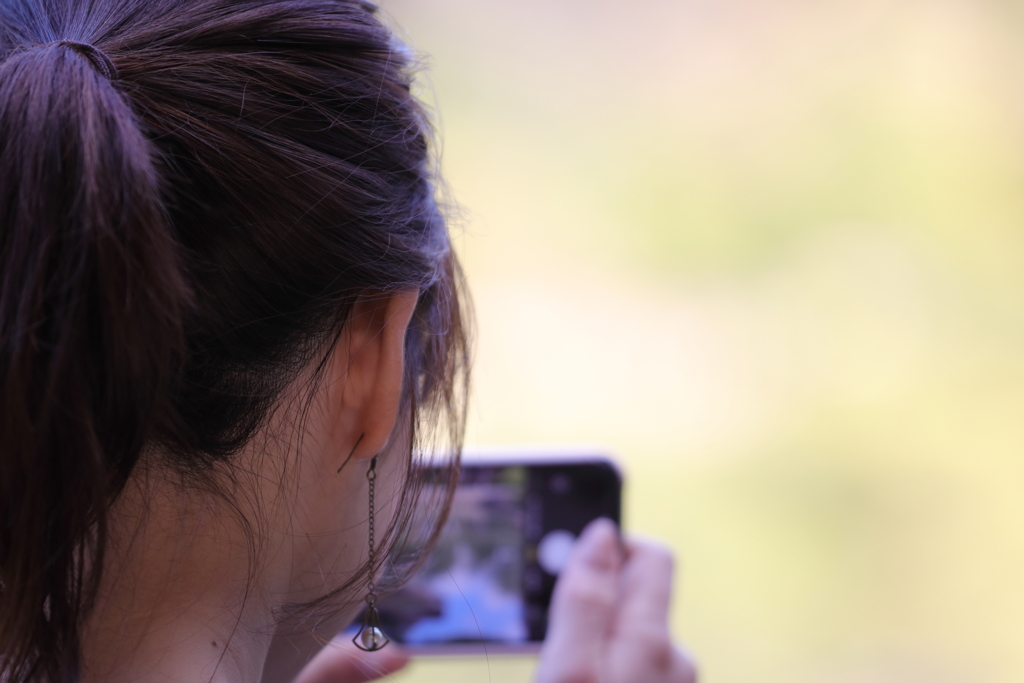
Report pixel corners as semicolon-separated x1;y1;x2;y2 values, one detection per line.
372;452;621;652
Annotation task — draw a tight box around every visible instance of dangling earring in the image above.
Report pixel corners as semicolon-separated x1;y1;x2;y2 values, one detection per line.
353;455;390;651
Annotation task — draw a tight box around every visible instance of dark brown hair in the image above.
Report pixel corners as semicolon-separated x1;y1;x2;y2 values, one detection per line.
0;1;469;681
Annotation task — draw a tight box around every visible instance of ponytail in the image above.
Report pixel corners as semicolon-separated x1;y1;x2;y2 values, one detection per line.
0;43;188;681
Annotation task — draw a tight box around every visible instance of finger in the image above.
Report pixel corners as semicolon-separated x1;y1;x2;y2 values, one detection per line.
535;518;622;682
617;538;674;634
291;637;409;683
675;644;699;683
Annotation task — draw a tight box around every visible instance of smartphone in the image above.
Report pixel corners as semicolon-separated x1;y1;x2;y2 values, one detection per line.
373;446;622;654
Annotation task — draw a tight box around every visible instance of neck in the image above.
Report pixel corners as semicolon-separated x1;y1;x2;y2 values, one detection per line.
82;469;285;683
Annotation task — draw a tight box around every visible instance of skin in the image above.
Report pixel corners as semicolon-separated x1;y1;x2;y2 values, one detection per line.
534;520;697;683
82;291;417;683
81;290;697;683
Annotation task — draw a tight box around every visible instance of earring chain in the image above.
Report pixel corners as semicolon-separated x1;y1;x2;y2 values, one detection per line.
366;455;377;604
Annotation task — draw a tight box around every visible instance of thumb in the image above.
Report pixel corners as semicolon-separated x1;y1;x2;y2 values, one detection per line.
535;518;622;683
292;637;408;683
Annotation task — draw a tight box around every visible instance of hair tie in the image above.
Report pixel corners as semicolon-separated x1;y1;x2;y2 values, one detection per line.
57;41;118;81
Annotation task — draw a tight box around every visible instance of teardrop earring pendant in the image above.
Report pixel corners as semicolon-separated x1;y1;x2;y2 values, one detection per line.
353;455;390;651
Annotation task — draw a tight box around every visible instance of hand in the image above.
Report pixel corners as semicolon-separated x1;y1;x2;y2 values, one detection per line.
290;638;408;683
533;519;697;683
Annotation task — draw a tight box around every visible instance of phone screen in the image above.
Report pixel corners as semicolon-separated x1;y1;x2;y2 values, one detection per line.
374;454;621;651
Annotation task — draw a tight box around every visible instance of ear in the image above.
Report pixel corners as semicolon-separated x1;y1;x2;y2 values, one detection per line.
330;290;418;463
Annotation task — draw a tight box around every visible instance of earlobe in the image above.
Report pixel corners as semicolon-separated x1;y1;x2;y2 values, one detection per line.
331;290;418;466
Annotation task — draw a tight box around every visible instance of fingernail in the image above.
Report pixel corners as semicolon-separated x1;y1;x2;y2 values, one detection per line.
577;518;620;570
583;517;617;537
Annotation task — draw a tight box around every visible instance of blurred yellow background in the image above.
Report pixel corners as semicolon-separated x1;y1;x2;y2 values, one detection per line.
379;1;1024;681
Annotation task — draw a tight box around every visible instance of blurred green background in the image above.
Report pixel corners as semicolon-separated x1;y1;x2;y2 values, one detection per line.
378;1;1024;681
